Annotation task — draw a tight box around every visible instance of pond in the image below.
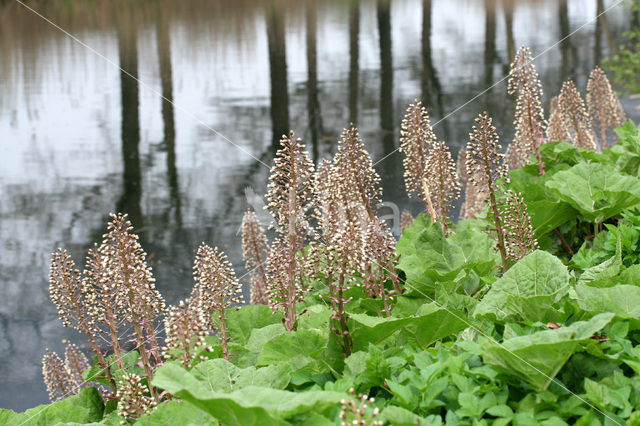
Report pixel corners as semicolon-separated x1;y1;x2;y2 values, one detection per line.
0;0;636;411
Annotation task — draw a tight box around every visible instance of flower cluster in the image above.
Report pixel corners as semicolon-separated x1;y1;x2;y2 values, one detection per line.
507;46;546;173
339;388;382;426
241;209;270;305
466;112;510;269
500;190;539;262
163;299;210;368
116;374;157;423
557;79;597;150
424;141;460;233
192;244;243;360
587;67;627;149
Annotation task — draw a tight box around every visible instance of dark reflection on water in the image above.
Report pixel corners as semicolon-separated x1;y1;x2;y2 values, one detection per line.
0;0;635;410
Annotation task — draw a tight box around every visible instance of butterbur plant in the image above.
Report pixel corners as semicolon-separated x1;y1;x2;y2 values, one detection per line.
400;100;438;219
423;141;460;234
558;79;597;151
98;214;165;400
587;67;627;149
325;219;365;356
192;244;243;361
267;236;305;331
266;131;315;330
466;112;509;270
241;209;269;305
500;190;539;262
507;46;546;174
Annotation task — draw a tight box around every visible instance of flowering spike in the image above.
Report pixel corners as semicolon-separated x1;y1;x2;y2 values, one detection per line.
266;236;305;331
363;219;401;316
117;374;157;423
501;190;539;262
466;112;509;269
325;219;366;356
192;244;243;360
458;146;488;220
587;67;627;149
507;46;546;173
400;100;438;215
424;141;461;233
99;213;164;399
313;159;342;243
266;130;315;235
546;96;570;142
49;249;117;391
558;79;597;150
400;210;414;232
241;209;269;305
266;131;315;330
332;125;381;222
42;349;75;402
64;344;90;390
83;244;126;370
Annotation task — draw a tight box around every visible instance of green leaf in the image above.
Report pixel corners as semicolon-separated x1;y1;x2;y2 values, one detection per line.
153;363;344;426
377;406;429;426
226;305;284;346
546;162;640;222
349;304;467;352
0;387;104;426
256;329;327;370
397;216;498;295
136;400;217;425
187;359;293;392
573;283;640;319
482;313;614;391
408;304;469;349
615;120;640;152
473;250;570;323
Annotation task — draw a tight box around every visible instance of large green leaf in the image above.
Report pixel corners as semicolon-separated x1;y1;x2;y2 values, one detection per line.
482;313;614;391
136;400;217;425
153;363;344;426
349;304;467;351
397;216;498;294
546;162;640;222
473;251;570;322
188;359;292;392
256;329;327;372
226;305;284;346
0;387;104;426
573;283;640;319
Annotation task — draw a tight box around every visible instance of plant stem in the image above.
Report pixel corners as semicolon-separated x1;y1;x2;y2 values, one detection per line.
553;228;573;256
422;179;437;223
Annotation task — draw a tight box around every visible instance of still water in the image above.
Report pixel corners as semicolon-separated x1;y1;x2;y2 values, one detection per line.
0;0;635;410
